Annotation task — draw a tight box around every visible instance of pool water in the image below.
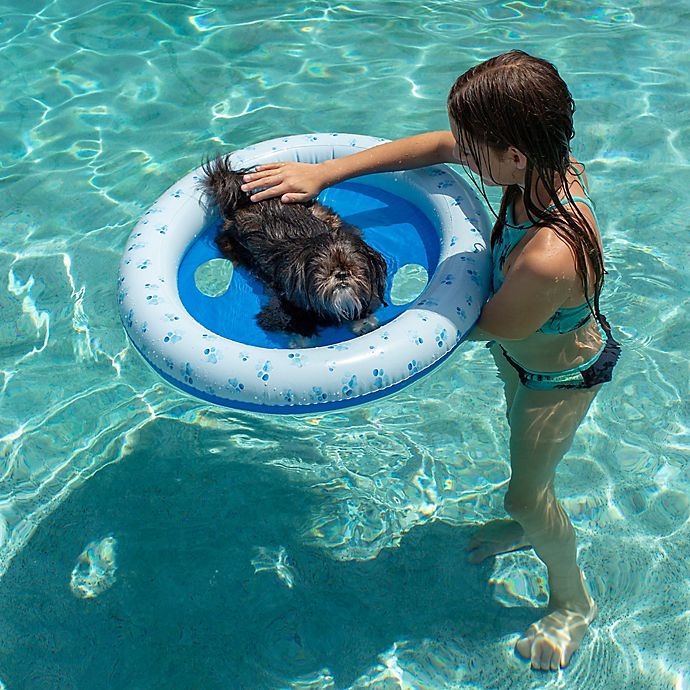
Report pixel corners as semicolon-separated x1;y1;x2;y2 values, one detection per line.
1;1;688;689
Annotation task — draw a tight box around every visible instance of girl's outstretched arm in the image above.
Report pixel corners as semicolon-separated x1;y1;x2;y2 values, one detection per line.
240;131;459;203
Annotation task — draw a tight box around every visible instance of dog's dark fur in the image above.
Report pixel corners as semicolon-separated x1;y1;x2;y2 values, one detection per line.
201;155;387;336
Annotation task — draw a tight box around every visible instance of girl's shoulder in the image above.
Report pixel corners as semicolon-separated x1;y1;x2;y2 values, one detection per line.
516;225;581;284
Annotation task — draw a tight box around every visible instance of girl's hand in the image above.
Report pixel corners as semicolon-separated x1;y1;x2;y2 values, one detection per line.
240;162;327;203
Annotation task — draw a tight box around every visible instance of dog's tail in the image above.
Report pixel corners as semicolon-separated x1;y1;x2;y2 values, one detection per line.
200;155;251;217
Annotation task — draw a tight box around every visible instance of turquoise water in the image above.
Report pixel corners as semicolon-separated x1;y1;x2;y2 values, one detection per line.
1;1;688;688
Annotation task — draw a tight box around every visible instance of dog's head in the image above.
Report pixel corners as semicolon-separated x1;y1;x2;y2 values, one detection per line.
286;233;387;323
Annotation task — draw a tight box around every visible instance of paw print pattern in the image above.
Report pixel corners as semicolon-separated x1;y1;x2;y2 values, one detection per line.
310;387;328;402
441;274;454;286
163;331;181;344
204;347;219;363
227;378;245;393
137;260;150;270
162;358;174;371
435;329;448;348
282;389;295;403
372;368;385;388
456;306;467;320
157;225;168;235
327;343;349;352
164;313;180;322
287;352;305;368
466;269;481;286
257;361;272;382
145;294;160;306
182;362;193;385
341;375;358;397
407;359;420;374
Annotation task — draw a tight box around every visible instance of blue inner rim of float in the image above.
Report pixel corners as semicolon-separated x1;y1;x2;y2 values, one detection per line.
177;180;440;348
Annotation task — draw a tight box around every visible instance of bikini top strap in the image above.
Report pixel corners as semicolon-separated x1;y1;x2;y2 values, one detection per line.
567;194;596;213
569;166;596;212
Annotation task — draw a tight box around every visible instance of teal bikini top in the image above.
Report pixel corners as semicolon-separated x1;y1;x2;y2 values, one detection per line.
492;189;596;335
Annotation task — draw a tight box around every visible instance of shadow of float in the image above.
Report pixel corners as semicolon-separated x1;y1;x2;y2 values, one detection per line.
0;416;533;690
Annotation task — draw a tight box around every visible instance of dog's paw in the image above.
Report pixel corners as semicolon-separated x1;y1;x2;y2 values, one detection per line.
351;314;379;335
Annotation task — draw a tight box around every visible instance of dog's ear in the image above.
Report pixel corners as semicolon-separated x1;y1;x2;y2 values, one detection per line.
338;221;363;238
309;203;343;231
367;247;388;306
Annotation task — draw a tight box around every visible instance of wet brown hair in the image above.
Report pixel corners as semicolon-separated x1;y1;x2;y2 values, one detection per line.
447;50;605;323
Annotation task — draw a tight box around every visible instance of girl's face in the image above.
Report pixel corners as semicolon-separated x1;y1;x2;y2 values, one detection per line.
449;117;523;187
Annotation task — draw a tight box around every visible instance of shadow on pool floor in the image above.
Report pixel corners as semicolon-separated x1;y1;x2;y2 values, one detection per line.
0;416;534;690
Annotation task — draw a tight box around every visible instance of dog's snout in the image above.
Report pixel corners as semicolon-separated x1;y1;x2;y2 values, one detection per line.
336;270;348;281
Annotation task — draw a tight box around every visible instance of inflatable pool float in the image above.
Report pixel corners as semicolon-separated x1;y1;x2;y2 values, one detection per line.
118;133;491;413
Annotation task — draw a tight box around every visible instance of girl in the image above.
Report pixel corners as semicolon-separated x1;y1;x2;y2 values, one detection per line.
240;50;620;671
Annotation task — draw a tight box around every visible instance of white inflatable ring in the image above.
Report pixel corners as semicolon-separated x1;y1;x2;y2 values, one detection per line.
118;133;491;413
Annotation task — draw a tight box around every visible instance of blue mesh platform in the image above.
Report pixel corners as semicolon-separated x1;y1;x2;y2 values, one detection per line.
177;180;440;348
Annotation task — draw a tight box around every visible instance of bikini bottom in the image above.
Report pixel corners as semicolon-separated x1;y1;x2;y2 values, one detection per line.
497;318;621;391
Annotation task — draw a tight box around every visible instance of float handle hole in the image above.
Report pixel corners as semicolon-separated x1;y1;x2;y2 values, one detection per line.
389;263;428;305
194;258;234;297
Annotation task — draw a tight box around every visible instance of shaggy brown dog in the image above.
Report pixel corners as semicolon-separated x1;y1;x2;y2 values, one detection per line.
201;155;387;336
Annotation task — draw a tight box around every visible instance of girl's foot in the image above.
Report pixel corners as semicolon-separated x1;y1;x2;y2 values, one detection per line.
515;597;597;670
466;518;531;563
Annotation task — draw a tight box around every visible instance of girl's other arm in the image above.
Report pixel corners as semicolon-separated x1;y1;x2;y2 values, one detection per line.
476;232;581;341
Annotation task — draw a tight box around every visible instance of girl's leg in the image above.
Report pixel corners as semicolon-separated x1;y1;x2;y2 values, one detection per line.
467;344;529;563
491;342;520;417
504;384;599;670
